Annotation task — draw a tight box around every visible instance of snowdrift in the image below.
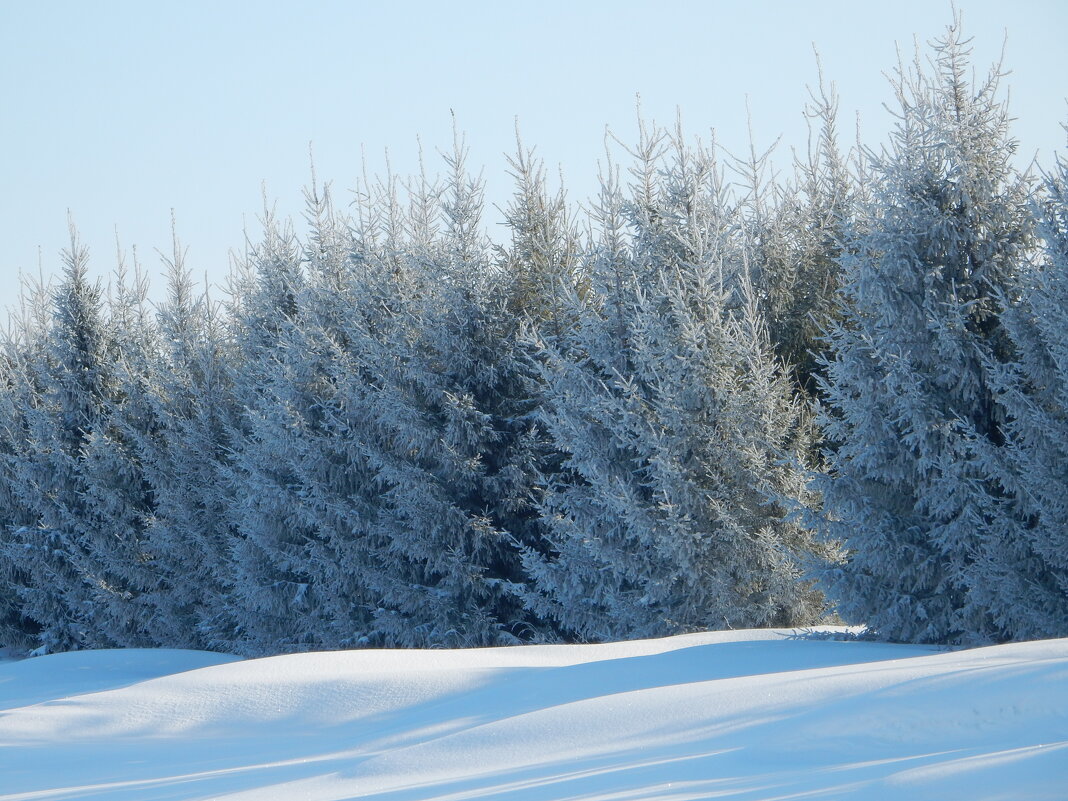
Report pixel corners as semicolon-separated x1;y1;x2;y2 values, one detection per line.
1;629;1066;800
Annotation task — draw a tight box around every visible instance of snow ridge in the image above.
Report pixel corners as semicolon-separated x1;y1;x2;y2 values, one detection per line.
2;628;1065;800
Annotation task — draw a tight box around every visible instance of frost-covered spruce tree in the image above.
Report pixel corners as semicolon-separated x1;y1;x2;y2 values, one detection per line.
224;205;338;653
0;351;30;647
755;70;854;400
815;22;1035;644
1;227;120;650
226;171;393;653
226;199;356;653
501;133;582;335
67;246;161;647
131;236;243;650
0;282;53;650
968;140;1068;640
278;175;394;649
524;124;824;641
330;140;545;647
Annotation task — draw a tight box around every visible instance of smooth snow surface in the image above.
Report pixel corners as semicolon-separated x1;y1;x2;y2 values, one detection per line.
1;629;1066;800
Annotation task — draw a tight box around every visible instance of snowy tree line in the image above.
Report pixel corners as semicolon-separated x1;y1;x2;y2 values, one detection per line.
1;23;1065;654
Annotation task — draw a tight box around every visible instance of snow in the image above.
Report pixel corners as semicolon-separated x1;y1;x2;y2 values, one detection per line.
1;629;1065;800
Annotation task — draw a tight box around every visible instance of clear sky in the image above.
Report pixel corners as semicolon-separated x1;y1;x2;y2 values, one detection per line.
2;0;1066;315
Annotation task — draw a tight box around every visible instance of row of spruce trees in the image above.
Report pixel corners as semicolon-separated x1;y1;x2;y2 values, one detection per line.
1;23;1065;655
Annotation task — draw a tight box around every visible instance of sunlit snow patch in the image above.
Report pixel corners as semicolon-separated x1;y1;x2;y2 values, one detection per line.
1;628;1065;801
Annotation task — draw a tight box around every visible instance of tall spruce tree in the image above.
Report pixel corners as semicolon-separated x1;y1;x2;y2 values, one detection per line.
968;138;1068;640
133;235;242;650
330;141;544;647
0;281;53;650
225;205;333;653
524;124;825;641
756;69;854;400
814;21;1035;643
69;245;160;647
502;133;583;336
2;226;118;650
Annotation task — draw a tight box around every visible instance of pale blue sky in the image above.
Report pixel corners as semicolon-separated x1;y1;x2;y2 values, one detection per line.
2;1;1066;314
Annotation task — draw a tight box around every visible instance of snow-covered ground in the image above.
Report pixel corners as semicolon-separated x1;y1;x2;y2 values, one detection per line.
1;629;1065;801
